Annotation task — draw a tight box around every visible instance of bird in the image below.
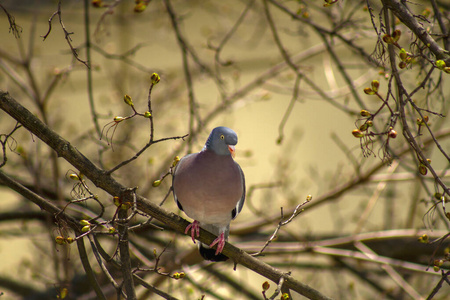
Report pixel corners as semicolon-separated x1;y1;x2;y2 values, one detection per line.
172;126;245;261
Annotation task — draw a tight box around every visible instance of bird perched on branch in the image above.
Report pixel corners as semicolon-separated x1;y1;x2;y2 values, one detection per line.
172;126;245;261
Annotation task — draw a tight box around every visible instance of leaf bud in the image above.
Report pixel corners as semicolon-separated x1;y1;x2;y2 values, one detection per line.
419;163;428;175
359;123;369;132
120;202;131;210
144;111;152;118
433;266;440;272
444;67;450;74
79;219;91;226
388;129;397;138
69;173;80;180
173;272;181;279
92;0;103;8
367;120;373;127
134;3;147;12
392;29;401;42
371;80;380;92
172;156;180;167
66;237;74;244
306;195;312;202
55;236;66;245
81;225;91;233
123;94;134;106
399;61;407;69
363;87;375;95
352;129;364;138
114;116;125;123
360;110;371;117
382;34;393;44
152;180;161;187
436;60;446;70
151;73;161;84
281;293;290;300
399;48;407;61
434;259;444;267
113;196;121;207
179;272;185;278
434;193;442;200
422;8;431;18
59;287;68;299
108;227;116;234
262;281;270;291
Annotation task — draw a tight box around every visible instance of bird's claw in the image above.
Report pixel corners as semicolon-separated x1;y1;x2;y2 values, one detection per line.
185;220;200;243
209;232;226;255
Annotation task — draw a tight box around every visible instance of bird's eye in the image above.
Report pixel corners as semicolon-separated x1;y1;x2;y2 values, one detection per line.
220;134;225;140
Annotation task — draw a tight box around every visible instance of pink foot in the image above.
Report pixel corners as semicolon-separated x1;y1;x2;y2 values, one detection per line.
209;232;226;255
185;220;200;243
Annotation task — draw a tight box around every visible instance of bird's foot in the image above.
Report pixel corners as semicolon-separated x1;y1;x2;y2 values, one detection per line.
209;232;226;255
185;220;200;243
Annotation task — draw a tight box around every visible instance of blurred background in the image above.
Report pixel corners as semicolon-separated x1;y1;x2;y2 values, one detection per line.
0;0;450;299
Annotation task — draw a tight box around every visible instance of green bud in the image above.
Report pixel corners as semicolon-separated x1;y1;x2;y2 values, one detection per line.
262;281;270;291
352;129;364;138
124;94;134;106
281;293;290;300
69;173;80;180
113;196;121;207
360;110;371;117
114;116;125;123
151;73;160;84
436;60;446;70
172;156;180;167
81;225;91;233
144;111;152;118
79;220;91;226
364;87;375;95
152;180;161;187
359;123;369;131
55;236;66;245
134;3;147;12
399;48;407;61
419;163;427;175
371;80;380;92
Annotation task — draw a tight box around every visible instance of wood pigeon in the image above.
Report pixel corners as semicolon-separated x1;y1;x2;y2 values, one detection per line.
172;126;246;261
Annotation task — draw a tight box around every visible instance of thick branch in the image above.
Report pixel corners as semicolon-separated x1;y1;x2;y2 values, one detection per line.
382;0;450;64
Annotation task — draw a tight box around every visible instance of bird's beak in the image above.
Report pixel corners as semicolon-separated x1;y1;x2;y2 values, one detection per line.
228;145;236;158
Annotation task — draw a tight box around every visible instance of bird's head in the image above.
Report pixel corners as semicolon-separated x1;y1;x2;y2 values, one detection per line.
204;126;238;157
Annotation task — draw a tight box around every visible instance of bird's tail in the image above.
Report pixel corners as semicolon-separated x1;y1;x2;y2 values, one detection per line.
199;243;229;261
199;223;229;262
